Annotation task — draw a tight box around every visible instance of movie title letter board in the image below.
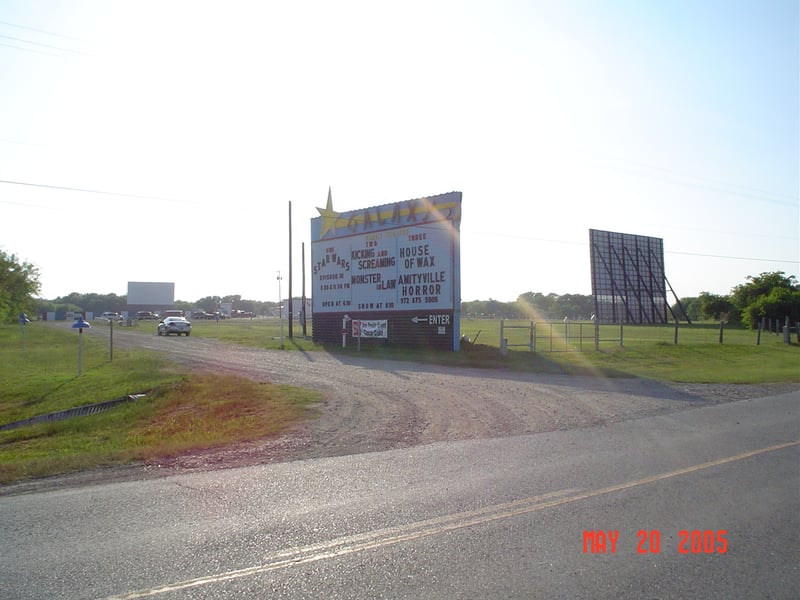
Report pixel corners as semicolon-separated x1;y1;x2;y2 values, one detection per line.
311;190;462;350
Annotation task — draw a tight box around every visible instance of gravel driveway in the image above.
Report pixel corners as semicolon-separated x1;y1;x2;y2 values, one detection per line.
102;329;797;474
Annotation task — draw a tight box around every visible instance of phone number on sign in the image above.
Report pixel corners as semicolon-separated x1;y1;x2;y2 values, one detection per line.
583;530;728;554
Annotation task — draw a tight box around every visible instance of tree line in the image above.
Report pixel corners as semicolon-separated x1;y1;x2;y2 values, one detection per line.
28;274;800;328
682;272;799;327
2;249;797;328
34;293;281;320
462;272;799;327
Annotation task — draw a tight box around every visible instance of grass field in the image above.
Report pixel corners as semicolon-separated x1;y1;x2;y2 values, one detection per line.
460;319;799;382
126;316;323;350
113;316;799;382
1;317;796;484
0;322;319;484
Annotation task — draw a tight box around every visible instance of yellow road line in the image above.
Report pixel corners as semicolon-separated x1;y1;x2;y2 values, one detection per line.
104;440;799;599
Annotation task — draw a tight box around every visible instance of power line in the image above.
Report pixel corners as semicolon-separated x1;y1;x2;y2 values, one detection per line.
0;19;84;41
0;137;38;146
0;178;176;203
0;41;71;58
0;198;48;209
2;178;796;265
666;250;798;264
475;230;799;265
594;154;799;205
0;33;89;55
595;160;798;208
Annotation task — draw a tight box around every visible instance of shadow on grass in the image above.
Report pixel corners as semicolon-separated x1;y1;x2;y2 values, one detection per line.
310;342;764;403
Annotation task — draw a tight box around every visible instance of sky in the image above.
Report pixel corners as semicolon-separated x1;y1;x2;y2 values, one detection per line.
1;0;798;304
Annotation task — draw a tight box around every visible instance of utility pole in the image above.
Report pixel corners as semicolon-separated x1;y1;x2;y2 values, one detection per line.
288;200;293;338
301;242;307;338
277;271;284;349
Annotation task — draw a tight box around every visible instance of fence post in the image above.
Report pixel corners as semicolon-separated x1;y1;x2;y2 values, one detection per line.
594;320;599;351
757;323;762;345
719;320;724;344
529;321;534;352
674;321;679;345
533;322;537;352
500;320;505;350
619;322;624;347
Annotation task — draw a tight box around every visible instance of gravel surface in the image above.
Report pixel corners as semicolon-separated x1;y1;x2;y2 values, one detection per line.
3;328;797;494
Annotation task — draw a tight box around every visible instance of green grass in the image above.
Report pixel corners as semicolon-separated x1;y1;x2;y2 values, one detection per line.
459;320;799;383
124;317;323;350
0;323;319;484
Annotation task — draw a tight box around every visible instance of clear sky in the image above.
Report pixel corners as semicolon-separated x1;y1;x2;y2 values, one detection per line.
1;0;798;304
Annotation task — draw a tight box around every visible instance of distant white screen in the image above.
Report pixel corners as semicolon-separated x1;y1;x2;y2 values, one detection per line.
127;282;175;305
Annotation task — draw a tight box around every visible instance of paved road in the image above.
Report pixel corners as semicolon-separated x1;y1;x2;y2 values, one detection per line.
1;390;797;599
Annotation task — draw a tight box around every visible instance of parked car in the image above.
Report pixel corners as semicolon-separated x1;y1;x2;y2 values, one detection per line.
135;311;158;321
157;316;192;336
95;312;124;322
190;311;215;320
162;309;185;319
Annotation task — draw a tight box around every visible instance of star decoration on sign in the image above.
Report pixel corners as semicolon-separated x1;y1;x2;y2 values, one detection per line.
316;187;340;238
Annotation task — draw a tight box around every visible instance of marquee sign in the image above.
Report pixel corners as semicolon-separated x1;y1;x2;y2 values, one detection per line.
311;190;462;350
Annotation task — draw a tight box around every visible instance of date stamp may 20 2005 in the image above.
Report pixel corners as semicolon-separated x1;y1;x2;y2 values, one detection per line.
583;529;729;555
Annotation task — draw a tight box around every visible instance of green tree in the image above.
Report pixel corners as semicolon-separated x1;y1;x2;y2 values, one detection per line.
0;250;41;323
741;286;800;329
515;292;594;320
697;292;735;322
50;292;127;316
675;297;702;321
195;296;222;312
731;272;800;328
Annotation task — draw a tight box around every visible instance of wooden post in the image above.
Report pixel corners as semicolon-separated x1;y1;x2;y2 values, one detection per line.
288;201;293;339
719;320;724;344
529;321;534;352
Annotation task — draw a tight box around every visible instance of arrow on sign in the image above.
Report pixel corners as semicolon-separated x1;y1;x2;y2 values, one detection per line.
411;316;429;324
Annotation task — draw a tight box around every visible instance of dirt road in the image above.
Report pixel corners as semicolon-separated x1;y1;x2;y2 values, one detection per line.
102;328;797;474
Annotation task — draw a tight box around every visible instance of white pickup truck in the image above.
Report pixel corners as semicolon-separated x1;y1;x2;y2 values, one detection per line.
95;311;124;322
